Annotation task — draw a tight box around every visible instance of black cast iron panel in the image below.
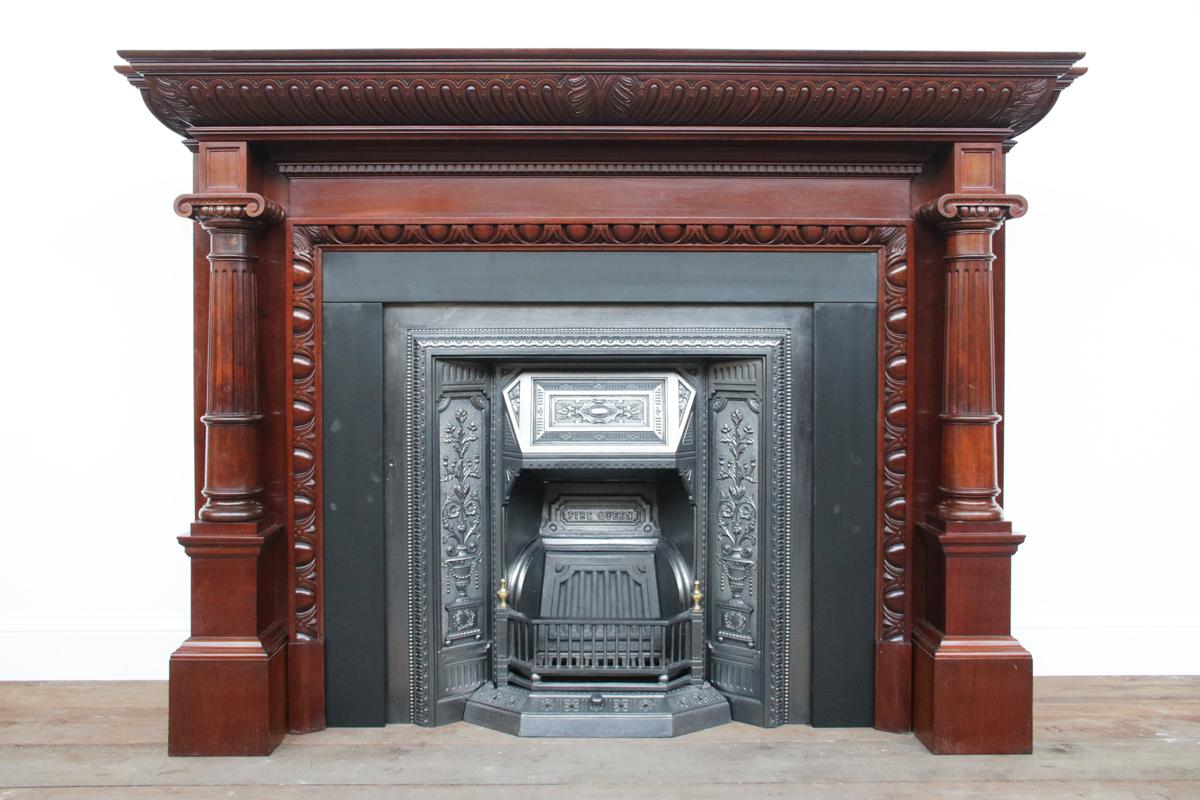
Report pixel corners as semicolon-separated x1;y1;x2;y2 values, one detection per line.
324;251;875;304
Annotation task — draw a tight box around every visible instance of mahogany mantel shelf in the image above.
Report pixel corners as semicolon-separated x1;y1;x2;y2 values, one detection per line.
116;48;1085;756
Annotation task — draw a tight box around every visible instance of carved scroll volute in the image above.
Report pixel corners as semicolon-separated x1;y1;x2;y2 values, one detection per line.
176;193;284;522
917;194;1026;522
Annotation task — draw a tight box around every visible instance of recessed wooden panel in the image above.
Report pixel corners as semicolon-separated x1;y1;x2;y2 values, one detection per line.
956;145;1002;192
200;143;248;191
290;177;910;223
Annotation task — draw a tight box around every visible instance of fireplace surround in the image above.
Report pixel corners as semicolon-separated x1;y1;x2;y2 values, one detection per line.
116;48;1085;756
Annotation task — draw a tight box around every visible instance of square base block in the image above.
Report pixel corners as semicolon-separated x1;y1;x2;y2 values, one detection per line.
913;631;1032;754
168;637;287;756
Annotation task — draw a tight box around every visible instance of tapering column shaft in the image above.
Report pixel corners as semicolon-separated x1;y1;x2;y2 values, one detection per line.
200;217;264;521
919;195;1027;521
175;194;284;522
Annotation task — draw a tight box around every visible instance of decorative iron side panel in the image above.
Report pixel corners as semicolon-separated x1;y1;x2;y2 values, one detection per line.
714;404;759;645
424;359;493;724
438;396;486;645
708;359;772;725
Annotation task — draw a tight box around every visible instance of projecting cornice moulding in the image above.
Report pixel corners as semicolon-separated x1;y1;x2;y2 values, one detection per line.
115;49;1086;142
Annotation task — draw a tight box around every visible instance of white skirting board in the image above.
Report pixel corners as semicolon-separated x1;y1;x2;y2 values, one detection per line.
1013;626;1200;676
0;629;185;680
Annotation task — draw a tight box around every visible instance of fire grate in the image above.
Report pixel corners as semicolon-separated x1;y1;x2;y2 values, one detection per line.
508;612;692;679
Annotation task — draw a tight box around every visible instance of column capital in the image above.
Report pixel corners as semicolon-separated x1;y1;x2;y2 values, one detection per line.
917;193;1027;229
174;192;284;226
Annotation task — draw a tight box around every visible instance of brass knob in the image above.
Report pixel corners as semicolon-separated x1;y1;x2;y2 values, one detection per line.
497;578;509;609
692;580;703;611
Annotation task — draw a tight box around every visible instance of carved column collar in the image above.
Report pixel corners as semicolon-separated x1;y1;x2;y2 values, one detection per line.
174;192;284;226
917;194;1028;228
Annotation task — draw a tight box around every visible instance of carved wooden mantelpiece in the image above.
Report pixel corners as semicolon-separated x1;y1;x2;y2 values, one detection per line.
117;50;1082;140
116;49;1085;757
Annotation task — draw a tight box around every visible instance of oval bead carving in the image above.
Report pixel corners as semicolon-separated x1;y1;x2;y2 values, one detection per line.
293;400;314;426
293;447;314;473
293;493;315;517
293;307;313;335
292;354;314;380
885;401;908;426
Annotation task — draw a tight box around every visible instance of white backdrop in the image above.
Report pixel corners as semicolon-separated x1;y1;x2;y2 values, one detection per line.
1;1;1197;679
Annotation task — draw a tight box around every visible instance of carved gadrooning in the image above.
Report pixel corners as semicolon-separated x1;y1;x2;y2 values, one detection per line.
288;223;911;712
124;63;1066;138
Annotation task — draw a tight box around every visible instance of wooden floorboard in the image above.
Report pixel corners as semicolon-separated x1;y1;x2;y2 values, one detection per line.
0;677;1197;799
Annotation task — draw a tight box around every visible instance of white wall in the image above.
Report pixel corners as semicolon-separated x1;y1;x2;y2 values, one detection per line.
1;1;1196;679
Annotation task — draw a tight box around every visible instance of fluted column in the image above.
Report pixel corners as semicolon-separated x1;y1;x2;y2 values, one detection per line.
175;193;284;522
917;194;1027;521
